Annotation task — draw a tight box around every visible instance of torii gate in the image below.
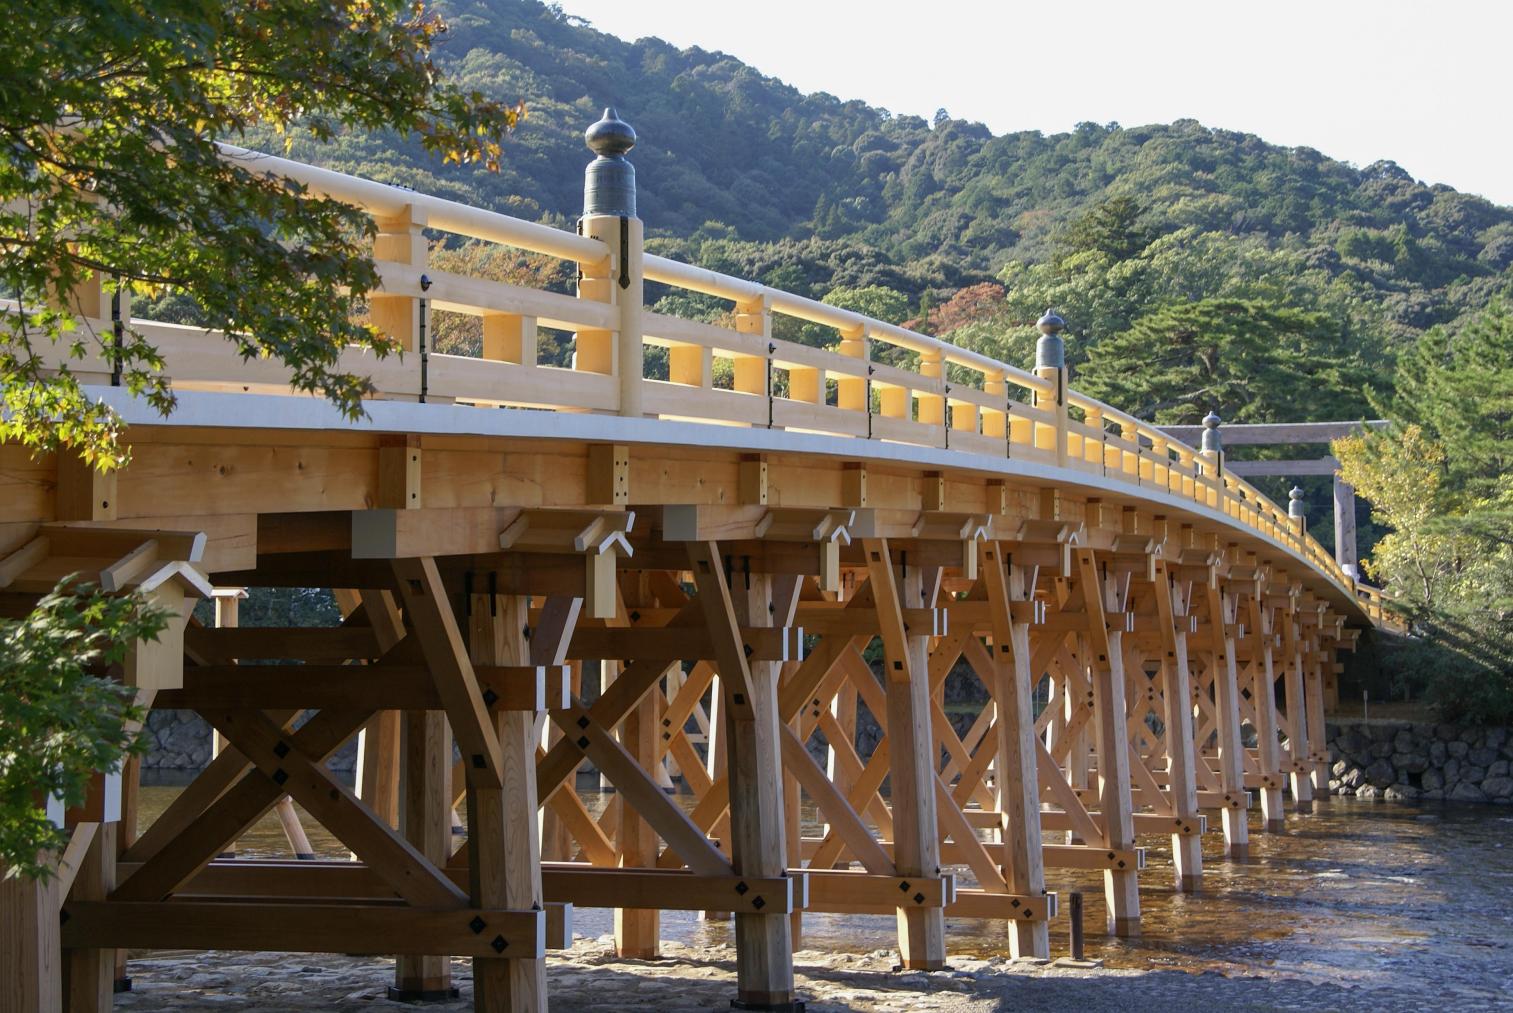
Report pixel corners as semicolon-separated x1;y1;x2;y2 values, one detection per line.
1158;421;1388;580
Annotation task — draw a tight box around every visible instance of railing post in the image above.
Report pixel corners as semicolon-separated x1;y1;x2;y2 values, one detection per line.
1033;310;1070;467
733;295;772;407
370;204;429;400
579;108;644;417
835;325;871;429
1289;485;1306;552
918;347;945;439
1199;411;1223;510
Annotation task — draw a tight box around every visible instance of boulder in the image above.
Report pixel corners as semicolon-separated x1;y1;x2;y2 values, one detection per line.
1443;759;1461;783
1429;741;1447;766
1489;760;1509;779
1486;727;1507;749
1371;741;1395;759
1447;740;1470;759
1332;760;1349;776
1463;766;1487;785
1357;784;1381;799
1437;724;1460;741
1469;747;1499;767
1421;769;1443;791
1393;752;1428;774
1340;767;1364;789
1394;731;1418;753
1449;782;1488;803
1481;776;1513;799
1384;784;1420;801
1364;759;1396;787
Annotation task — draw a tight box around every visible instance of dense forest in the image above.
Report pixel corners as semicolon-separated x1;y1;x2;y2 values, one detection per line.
257;0;1512;715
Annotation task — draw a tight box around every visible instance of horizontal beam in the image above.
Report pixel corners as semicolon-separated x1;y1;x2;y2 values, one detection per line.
60;901;543;958
1225;457;1339;478
1158;421;1387;445
157;664;567;712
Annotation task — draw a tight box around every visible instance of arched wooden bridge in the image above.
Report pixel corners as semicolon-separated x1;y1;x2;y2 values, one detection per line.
1;111;1399;1012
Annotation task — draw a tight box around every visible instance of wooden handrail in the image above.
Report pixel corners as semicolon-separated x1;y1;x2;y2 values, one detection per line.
31;149;1404;628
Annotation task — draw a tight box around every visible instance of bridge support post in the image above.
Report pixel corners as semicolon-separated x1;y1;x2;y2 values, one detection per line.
1249;604;1286;833
1206;583;1250;858
687;544;797;1009
1076;549;1140;936
982;546;1050;958
866;540;948;969
1154;560;1203;892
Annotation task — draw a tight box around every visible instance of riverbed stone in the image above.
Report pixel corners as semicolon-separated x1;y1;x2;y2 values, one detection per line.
1469;747;1498;767
1340;767;1364;789
1356;784;1381;799
1447;740;1469;759
1450;782;1488;802
1383;784;1419;800
1421;769;1443;791
1488;760;1508;779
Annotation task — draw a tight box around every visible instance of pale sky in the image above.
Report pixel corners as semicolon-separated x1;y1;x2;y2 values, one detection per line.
556;0;1513;207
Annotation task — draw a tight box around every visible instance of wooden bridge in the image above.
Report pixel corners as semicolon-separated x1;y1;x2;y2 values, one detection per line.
1;110;1400;1012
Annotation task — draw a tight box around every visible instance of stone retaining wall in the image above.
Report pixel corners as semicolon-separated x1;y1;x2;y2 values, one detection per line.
1324;720;1513;803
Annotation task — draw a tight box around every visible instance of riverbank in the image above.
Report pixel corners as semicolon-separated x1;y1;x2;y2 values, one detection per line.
110;799;1513;1012
111;938;1442;1013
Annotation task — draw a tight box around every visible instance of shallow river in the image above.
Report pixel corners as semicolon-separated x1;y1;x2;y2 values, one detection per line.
138;783;1513;1002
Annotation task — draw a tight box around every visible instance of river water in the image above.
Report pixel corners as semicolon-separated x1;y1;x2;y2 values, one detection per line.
138;785;1513;1004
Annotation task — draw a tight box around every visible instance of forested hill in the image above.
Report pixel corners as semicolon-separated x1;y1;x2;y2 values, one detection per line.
273;0;1511;414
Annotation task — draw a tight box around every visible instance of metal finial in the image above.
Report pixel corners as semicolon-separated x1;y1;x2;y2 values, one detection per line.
583;108;637;218
1288;486;1305;518
1034;310;1066;370
1200;411;1222;453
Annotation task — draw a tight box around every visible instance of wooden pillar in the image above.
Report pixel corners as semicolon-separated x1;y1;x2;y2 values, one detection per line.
982;546;1050;958
467;592;548;1011
865;540;947;969
1154;562;1203;892
393;710;456;1000
1076;549;1140;935
1332;474;1358;579
1207;586;1250;857
63;825;114;1013
613;647;664;960
687;543;795;1008
1249;605;1286;832
0;866;61;1013
1282;618;1314;810
1306;647;1331;798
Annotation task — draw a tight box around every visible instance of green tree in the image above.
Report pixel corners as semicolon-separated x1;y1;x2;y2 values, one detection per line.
0;584;167;879
1075;298;1371;424
0;0;517;877
1053;196;1154;266
1383;301;1513;496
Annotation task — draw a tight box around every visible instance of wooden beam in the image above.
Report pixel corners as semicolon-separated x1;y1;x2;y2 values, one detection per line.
61;902;543;959
392;556;504;789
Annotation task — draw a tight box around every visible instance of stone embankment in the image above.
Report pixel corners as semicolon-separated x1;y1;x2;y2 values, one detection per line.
1324;720;1513;803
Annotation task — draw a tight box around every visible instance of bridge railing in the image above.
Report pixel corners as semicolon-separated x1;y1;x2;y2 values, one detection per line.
29;141;1401;625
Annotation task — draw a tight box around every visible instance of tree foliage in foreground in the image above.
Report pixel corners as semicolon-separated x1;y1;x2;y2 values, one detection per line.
0;0;522;468
0;584;166;880
0;0;515;876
